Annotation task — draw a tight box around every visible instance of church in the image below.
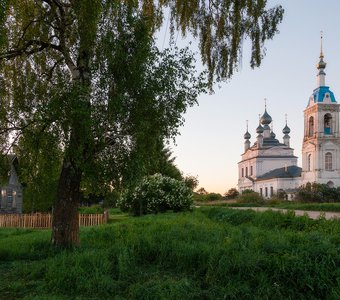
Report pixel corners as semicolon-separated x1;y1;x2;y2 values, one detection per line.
237;41;340;199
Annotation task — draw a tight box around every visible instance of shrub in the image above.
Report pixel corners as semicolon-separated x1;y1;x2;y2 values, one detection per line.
238;190;263;203
79;205;104;214
296;183;340;202
118;174;193;216
224;188;239;199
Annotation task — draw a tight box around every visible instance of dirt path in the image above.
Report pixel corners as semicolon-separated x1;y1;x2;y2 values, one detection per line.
230;207;340;220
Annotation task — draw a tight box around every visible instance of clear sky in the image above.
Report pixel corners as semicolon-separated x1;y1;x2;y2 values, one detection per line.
161;0;340;194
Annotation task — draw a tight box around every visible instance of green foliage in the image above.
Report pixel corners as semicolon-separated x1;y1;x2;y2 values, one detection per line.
196;187;208;195
224;187;239;199
193;192;222;202
102;190;120;208
296;182;340;203
0;155;11;185
119;174;193;216
205;192;222;201
0;1;284;246
238;190;263;203
79;205;104;214
15;131;62;213
183;175;199;191
0;207;339;299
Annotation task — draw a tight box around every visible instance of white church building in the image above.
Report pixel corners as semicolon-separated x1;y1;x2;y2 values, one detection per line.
238;42;340;198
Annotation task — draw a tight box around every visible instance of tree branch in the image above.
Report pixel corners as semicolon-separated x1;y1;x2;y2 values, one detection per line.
0;39;62;60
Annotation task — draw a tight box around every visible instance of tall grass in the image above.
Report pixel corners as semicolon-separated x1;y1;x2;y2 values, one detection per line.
0;207;339;299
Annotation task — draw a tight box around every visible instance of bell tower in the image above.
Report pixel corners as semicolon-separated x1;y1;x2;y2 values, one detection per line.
301;34;340;187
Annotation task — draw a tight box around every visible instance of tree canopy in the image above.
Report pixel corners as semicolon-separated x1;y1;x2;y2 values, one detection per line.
0;0;284;247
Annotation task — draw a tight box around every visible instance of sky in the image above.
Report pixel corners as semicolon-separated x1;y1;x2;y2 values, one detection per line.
159;1;340;194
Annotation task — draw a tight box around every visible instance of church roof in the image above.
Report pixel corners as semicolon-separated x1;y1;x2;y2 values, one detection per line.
251;136;287;149
256;165;302;181
311;86;336;104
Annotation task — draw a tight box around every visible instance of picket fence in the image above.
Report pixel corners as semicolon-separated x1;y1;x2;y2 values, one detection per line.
0;212;108;228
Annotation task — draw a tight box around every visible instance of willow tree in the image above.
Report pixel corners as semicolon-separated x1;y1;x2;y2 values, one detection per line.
0;0;283;247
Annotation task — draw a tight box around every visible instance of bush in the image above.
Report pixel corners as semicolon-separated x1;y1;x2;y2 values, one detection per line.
296;183;340;202
224;188;239;199
118;174;193;216
192;192;222;202
238;190;263;203
79;205;104;214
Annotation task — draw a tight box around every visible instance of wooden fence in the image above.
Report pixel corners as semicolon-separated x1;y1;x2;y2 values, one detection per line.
0;212;109;228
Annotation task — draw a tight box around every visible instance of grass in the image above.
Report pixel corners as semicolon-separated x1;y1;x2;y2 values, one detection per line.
0;207;339;299
201;200;340;212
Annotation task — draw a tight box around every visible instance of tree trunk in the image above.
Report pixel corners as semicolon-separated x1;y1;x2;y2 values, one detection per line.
51;51;91;247
51;158;82;247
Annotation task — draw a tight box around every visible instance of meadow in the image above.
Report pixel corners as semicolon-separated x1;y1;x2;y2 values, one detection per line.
0;207;339;299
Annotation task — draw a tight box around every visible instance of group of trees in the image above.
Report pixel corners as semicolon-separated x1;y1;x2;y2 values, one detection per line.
296;183;340;203
0;0;284;247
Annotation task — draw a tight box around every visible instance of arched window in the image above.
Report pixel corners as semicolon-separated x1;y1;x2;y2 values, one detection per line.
308;116;314;137
327;181;334;188
325;152;332;171
307;154;312;171
324;113;332;134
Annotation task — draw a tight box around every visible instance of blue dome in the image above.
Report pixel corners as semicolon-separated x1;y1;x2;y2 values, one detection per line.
309;86;336;106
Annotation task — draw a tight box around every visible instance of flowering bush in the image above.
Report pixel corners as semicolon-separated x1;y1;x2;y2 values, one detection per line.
119;174;193;216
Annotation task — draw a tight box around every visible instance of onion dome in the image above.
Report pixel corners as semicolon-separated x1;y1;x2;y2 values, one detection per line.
317;33;326;70
317;56;326;71
282;124;291;134
244;131;251;140
256;124;264;134
260;109;272;125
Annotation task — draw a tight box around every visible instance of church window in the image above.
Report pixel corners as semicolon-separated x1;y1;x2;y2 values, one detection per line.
260;188;263;196
324;113;332;134
270;187;273;197
327;181;334;188
250;166;253;176
246;167;248;177
325;152;332;171
307;154;312;171
241;168;244;177
308;116;314;137
265;187;268;197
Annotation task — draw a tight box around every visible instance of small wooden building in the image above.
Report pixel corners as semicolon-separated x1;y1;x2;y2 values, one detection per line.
0;156;23;214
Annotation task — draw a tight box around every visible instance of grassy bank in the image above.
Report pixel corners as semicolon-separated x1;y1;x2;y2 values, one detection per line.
220;201;340;212
198;200;340;212
1;207;339;299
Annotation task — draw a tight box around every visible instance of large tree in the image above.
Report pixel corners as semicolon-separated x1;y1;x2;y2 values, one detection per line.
0;0;283;247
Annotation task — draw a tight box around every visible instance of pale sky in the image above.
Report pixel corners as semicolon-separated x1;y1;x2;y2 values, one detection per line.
162;1;340;194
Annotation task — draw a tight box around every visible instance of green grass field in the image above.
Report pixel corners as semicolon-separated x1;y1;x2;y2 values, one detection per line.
1;207;339;299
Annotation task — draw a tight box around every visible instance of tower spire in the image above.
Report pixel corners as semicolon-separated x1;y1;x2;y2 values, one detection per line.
320;31;324;58
317;31;326;87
